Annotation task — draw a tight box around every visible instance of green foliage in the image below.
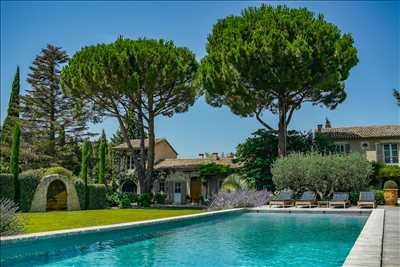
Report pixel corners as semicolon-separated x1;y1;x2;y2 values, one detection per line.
74;179;86;210
18;174;40;212
370;189;384;205
199;163;234;178
87;184;107;210
80;141;90;209
10;123;21;203
105;192;138;208
393;89;400;106
106;192;121;207
137;193;153;207
378;165;400;179
61;37;199;193
0;174;14;201
98;140;106;184
0;198;23;236
201;5;358;155
19;45;91;173
43;166;74;178
272;153;372;197
154;192;167;204
0;66;20;145
20;168;46;178
235;129;333;189
349;192;359;205
313;133;336;154
120;193;138;208
222;174;251;192
383;180;398;189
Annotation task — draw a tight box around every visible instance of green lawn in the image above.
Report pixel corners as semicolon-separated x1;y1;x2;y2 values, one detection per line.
18;208;205;234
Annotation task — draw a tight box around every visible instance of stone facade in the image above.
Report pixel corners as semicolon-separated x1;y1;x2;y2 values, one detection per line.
115;138;239;203
319;125;400;165
30;174;81;212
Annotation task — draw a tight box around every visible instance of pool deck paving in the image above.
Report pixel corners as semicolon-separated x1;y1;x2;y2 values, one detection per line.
381;207;400;267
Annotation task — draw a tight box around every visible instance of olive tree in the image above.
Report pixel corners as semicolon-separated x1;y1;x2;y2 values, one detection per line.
272;152;372;198
61;38;198;192
201;5;358;156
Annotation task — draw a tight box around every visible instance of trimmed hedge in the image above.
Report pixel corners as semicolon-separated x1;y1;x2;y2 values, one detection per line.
74;179;86;210
87;184;107;210
0;173;14;201
18;174;40;212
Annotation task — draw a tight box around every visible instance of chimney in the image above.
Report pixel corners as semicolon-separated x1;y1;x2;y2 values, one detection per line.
317;124;323;132
198;153;204;159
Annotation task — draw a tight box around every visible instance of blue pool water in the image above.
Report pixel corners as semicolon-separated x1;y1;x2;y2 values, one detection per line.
1;212;367;267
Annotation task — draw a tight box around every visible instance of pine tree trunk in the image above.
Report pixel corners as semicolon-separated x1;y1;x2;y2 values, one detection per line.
145;109;155;193
278;100;287;157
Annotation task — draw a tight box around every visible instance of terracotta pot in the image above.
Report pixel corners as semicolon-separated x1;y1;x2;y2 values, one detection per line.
384;189;398;206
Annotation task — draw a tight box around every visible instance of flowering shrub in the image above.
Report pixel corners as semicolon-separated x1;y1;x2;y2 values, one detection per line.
208;190;271;210
0;198;23;236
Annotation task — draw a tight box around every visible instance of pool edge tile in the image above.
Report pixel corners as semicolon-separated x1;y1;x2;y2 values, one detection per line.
0;208;244;245
342;209;384;267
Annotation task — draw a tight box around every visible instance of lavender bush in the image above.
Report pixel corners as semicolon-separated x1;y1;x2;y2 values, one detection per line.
0;198;23;236
208;190;271;210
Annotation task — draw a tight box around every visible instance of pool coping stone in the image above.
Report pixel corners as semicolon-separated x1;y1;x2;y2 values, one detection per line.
0;208;244;244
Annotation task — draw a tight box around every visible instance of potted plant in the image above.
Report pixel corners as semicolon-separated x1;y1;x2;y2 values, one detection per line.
383;180;398;206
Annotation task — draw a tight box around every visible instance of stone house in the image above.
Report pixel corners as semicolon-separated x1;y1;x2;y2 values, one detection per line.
318;125;400;165
113;138;239;204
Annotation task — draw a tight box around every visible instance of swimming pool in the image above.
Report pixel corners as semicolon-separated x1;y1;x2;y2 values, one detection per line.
1;211;368;267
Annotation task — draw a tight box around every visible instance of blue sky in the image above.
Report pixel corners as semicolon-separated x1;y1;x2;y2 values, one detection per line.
1;1;399;158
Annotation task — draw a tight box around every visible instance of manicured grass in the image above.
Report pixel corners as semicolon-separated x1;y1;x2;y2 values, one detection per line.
18;208;205;234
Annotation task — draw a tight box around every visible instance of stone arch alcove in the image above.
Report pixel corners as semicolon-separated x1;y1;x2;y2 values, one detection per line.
30;174;81;212
47;180;67;211
121;180;137;193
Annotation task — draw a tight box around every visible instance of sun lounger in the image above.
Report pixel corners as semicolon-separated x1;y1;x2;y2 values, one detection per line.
358;192;376;208
329;192;350;208
295;191;317;208
269;191;294;208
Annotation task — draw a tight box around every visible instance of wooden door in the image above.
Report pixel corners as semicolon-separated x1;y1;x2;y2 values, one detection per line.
190;178;201;203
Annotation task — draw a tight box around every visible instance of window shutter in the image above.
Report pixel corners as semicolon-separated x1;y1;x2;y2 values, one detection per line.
345;144;351;153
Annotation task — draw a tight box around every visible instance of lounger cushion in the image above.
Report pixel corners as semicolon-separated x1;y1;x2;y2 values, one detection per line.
299;191;316;201
332;192;349;201
276;191;293;201
359;192;375;201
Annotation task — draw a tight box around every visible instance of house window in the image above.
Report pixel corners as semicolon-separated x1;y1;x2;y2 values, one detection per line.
174;183;181;193
335;144;351;154
159;181;165;193
383;144;399;164
126;155;133;169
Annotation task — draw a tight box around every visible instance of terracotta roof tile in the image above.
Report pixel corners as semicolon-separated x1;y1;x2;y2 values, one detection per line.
155;158;240;170
114;138;166;150
319;125;400;140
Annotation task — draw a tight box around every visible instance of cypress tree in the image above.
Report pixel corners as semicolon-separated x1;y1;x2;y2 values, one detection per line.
10;123;21;203
0;67;20;172
1;66;20;144
98;140;106;184
80;141;90;209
